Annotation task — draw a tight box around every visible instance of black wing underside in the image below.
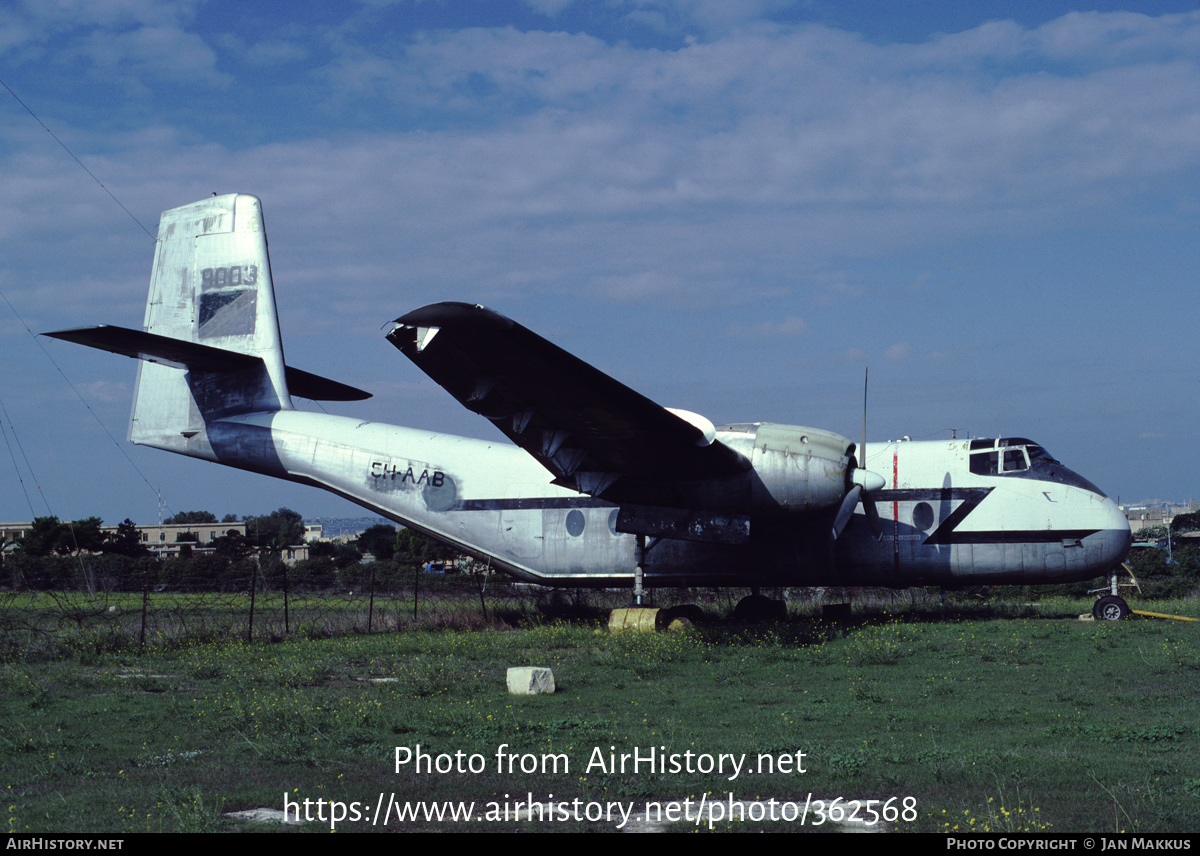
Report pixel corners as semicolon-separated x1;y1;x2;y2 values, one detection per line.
386;303;749;503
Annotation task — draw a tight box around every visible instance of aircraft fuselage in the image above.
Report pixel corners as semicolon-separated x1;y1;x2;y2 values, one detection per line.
197;411;1130;588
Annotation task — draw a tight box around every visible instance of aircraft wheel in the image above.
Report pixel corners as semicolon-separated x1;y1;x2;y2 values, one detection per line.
1092;595;1129;621
657;604;704;631
733;594;787;621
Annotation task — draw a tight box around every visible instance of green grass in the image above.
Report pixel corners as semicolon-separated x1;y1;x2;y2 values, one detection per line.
2;598;1198;833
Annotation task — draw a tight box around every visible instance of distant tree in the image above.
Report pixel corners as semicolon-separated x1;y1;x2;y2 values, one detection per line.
1170;546;1200;595
1170;512;1200;534
212;530;252;563
332;541;364;569
65;517;106;554
289;557;337;590
164;510;217;524
339;559;401;591
1127;545;1200;598
1138;525;1168;543
243;508;305;551
395;528;454;567
18;517;105;556
18;517;67;556
308;540;336;558
221;513;239;523
357;524;398;561
1127;546;1168;581
103;519;149;557
87;554;157;592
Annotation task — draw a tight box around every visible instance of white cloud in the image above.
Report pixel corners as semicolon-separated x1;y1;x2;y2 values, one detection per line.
521;0;576;16
77;24;229;86
2;7;1199;519
728;316;810;338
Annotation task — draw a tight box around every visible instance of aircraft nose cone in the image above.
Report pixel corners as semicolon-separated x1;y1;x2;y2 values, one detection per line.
1095;496;1132;570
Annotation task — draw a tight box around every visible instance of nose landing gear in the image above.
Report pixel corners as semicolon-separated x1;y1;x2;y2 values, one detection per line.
1089;564;1140;621
1092;594;1130;621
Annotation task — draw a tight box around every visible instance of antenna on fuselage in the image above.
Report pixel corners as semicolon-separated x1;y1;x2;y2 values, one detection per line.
833;367;884;540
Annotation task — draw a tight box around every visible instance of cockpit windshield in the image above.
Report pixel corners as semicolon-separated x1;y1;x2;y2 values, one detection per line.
967;438;1103;495
969;438;1060;475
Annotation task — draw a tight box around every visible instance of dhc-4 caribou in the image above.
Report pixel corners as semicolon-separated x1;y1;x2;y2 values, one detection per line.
47;194;1134;619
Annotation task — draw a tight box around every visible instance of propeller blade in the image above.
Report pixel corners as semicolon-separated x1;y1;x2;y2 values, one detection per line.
832;483;863;539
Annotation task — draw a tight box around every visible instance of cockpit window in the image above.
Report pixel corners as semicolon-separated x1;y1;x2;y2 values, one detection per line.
1025;445;1059;466
970;438;1035;474
1002;449;1028;472
969;450;1000;476
966;438;1103;496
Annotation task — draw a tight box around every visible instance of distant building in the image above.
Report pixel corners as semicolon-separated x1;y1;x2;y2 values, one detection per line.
1119;501;1200;535
119;522;246;557
0;521;310;564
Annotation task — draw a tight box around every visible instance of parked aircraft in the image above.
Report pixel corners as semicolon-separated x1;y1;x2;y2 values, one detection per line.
46;194;1134;618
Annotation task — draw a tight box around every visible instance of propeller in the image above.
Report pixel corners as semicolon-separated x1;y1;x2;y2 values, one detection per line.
832;368;885;540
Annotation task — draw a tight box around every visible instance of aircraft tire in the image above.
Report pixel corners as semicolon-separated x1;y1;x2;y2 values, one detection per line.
733;594;787;621
657;604;704;631
1092;595;1130;621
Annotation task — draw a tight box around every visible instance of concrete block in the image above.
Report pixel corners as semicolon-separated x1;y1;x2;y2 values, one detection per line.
507;666;555;695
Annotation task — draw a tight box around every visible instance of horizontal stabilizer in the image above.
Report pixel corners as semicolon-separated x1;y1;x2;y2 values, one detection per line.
44;325;370;402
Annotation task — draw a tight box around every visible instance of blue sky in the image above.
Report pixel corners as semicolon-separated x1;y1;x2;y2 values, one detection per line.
1;0;1197;525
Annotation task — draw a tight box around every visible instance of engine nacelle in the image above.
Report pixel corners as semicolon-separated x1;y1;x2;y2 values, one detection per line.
747;423;853;513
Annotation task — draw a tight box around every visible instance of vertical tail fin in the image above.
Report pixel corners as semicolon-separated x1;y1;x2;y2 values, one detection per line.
45;193;367;460
130;193;291;454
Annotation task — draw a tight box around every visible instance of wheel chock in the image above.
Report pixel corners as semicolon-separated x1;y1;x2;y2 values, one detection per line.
608;607;660;633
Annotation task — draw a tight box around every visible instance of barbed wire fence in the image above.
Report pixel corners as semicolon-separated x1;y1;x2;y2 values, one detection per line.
0;555;775;658
0;552;1070;660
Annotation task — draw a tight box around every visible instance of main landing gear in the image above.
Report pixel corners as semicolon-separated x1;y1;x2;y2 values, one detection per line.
1089;564;1140;621
609;535;703;632
733;589;788;621
1092;595;1130;621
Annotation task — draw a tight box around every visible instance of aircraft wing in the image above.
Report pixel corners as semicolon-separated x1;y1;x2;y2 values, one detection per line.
387;303;749;501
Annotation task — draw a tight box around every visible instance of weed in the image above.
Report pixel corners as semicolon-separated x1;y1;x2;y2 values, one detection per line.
157;785;226;833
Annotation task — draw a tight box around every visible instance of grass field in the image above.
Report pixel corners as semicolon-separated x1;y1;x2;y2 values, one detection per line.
2;594;1198;833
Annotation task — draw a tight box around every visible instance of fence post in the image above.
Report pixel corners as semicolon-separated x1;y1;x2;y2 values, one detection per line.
140;579;148;646
413;564;419;621
248;561;257;643
368;564;376;633
283;562;289;636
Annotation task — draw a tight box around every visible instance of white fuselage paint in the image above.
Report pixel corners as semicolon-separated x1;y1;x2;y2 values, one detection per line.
59;195;1128;591
191;412;1130;588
